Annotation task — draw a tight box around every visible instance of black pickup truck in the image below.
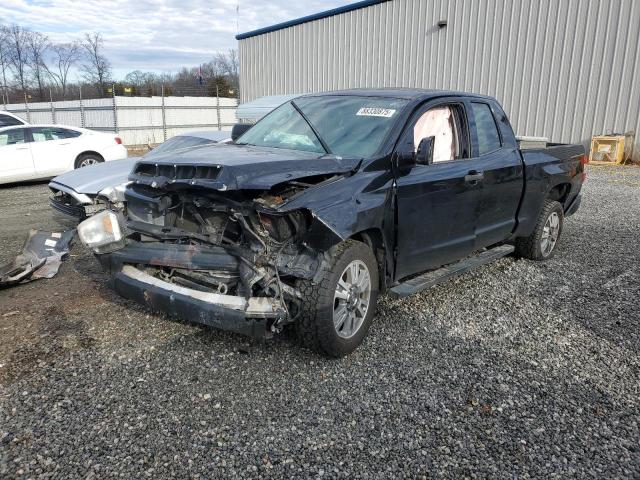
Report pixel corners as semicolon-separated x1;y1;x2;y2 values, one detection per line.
77;89;586;357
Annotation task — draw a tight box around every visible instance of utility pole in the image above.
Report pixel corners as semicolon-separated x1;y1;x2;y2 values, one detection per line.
111;83;118;133
49;88;56;124
79;84;85;128
24;92;31;123
161;82;167;141
216;84;221;130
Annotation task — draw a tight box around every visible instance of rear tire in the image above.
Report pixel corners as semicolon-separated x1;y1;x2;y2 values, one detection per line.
75;153;104;169
296;240;379;357
514;199;564;260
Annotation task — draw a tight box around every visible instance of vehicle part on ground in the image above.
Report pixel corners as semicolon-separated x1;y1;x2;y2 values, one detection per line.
0;229;75;288
514;200;564;260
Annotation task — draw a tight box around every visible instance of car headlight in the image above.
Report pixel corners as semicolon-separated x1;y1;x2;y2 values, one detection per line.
98;182;130;203
77;210;125;253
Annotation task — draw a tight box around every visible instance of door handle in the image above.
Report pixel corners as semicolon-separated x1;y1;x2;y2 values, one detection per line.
15;146;29;150
464;170;484;183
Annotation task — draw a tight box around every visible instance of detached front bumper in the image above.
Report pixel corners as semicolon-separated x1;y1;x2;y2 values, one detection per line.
98;242;287;337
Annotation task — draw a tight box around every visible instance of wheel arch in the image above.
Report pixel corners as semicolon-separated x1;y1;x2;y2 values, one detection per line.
75;151;104;168
349;228;390;291
546;181;572;206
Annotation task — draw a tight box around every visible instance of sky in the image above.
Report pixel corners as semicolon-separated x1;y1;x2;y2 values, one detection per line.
0;0;350;79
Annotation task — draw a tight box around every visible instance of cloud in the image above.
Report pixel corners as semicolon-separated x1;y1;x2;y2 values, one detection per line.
0;0;349;77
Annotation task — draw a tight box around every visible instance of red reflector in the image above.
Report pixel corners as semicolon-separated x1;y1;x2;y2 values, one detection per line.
115;137;122;145
580;154;589;165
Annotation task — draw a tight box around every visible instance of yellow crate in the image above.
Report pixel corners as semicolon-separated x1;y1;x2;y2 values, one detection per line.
589;132;635;165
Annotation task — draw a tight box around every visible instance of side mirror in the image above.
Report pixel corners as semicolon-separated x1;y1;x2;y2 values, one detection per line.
416;136;435;165
231;123;252;142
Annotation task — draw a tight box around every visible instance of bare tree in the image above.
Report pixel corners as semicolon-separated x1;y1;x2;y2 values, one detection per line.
26;31;49;101
80;32;111;94
213;49;239;93
44;42;80;97
6;24;30;95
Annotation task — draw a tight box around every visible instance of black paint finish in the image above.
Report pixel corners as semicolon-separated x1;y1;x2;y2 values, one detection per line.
120;89;585;286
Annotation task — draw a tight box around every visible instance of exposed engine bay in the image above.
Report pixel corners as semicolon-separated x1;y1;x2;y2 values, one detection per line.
110;173;343;335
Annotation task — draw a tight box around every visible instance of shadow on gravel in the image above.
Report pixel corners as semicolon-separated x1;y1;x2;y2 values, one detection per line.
0;180;50;190
0;304;95;385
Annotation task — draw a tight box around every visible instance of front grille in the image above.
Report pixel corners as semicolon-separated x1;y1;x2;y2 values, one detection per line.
132;162;221;182
49;194;86;219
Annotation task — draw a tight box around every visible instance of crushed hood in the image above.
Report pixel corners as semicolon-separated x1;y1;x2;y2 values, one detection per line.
128;143;360;190
50;158;137;195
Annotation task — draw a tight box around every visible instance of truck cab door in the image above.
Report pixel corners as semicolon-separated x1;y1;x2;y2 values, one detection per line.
393;100;484;280
467;101;524;247
0;127;34;183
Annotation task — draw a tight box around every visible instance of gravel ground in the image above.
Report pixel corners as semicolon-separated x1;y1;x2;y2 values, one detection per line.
0;165;639;478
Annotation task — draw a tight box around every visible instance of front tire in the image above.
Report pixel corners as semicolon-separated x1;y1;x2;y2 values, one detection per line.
75;153;103;169
296;240;379;357
514;199;564;260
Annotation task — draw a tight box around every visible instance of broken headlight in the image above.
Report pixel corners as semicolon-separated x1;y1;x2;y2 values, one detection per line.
77;210;125;253
98;182;130;203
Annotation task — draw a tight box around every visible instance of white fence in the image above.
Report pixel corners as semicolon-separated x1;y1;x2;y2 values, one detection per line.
1;96;238;146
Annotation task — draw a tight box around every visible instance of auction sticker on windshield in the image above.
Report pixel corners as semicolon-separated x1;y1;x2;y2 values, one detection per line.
356;107;397;118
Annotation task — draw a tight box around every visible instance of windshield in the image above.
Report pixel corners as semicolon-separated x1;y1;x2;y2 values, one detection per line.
237;102;325;153
238;96;408;157
145;136;217;159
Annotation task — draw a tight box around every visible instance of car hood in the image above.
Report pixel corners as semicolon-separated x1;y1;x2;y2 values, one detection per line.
49;159;137;195
128;143;361;190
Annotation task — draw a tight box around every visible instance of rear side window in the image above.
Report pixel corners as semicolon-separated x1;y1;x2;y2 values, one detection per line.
471;102;501;155
31;127;81;142
0;128;26;146
52;128;81;139
0;114;24;127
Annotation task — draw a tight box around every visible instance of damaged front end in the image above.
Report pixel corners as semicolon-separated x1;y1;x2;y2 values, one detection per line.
49;182;129;222
79;165;347;337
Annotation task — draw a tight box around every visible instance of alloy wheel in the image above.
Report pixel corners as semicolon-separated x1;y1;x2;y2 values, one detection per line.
541;211;560;256
333;260;372;339
79;158;99;168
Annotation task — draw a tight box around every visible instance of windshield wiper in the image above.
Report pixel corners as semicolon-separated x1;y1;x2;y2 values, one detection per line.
291;100;331;154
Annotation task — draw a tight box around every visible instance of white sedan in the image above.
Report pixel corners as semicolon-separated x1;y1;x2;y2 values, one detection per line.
0;124;128;185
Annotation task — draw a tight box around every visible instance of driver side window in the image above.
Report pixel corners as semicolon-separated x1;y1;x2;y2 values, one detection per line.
412;104;468;162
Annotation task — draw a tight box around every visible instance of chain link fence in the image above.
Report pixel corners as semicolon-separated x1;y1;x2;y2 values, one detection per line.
1;84;238;146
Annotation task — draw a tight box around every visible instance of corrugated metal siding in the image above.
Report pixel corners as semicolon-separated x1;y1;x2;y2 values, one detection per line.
239;0;640;153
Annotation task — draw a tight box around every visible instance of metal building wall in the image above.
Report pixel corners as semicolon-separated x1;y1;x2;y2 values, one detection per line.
238;0;640;150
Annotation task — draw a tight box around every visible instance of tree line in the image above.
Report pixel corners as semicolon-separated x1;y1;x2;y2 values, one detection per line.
0;24;239;105
123;50;239;99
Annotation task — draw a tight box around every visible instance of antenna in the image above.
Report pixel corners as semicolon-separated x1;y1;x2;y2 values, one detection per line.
236;1;240;35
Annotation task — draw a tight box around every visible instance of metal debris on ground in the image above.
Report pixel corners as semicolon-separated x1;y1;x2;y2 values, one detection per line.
0;230;75;288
